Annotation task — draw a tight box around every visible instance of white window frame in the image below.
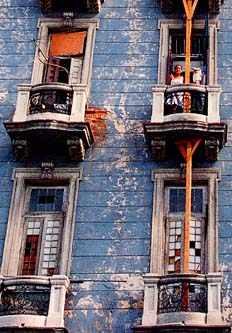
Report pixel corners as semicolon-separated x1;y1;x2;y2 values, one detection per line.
158;19;219;85
150;168;220;275
31;17;99;87
1;167;82;276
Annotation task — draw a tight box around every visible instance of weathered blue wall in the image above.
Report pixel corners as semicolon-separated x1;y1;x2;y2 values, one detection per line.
1;0;232;332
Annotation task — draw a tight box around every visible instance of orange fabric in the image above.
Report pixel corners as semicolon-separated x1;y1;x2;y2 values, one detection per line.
49;31;87;57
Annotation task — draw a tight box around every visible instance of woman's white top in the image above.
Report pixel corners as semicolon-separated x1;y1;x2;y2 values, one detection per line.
171;76;184;85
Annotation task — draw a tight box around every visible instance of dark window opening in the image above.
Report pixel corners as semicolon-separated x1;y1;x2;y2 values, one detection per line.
168;29;208;84
44;57;71;84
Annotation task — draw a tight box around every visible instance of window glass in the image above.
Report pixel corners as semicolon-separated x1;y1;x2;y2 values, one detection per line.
29;188;64;212
169;188;203;213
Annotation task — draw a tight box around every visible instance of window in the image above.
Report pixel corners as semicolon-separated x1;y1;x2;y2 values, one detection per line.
168;29;207;84
158;19;219;85
150;169;220;275
20;187;66;276
31;18;99;86
43;31;87;84
165;186;207;274
1;168;82;276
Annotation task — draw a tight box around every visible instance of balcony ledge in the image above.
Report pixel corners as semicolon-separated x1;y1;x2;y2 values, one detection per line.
4;83;94;161
4;119;94;161
144;120;227;161
0;275;69;330
139;273;228;332
133;323;231;333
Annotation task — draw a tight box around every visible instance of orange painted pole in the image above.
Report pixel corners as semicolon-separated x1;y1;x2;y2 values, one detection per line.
176;139;201;311
176;139;201;271
182;0;199;111
185;17;192;85
183;141;192;272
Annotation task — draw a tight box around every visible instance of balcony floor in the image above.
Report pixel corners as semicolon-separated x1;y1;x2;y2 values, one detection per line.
134;323;231;333
144;120;227;161
4;119;94;161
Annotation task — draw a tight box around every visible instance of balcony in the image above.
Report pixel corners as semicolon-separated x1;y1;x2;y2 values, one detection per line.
0;275;69;330
134;273;230;333
160;0;224;14
40;0;104;13
144;84;227;161
4;83;94;161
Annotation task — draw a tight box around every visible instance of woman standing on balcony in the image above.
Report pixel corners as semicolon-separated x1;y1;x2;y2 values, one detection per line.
165;64;184;113
170;64;184;85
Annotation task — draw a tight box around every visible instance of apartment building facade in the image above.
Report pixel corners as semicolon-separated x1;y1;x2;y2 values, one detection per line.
0;0;232;332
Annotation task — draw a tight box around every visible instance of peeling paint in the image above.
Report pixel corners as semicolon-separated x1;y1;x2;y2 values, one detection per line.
0;89;8;103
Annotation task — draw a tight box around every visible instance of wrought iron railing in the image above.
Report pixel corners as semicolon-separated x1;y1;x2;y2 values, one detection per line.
158;276;207;314
0;281;50;316
29;84;73;115
164;85;207;116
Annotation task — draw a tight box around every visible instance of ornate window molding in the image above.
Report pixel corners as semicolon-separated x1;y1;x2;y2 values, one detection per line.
32;18;99;87
158;19;219;85
150;168;220;275
1;167;82;277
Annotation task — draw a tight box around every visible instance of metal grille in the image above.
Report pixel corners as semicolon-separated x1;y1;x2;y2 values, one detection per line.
29;88;72;115
158;280;207;313
164;88;207;115
0;284;50;316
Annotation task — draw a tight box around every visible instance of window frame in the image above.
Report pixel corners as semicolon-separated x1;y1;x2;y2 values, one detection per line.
164;185;207;274
31;18;99;87
150;168;220;275
158;19;219;85
1;167;82;276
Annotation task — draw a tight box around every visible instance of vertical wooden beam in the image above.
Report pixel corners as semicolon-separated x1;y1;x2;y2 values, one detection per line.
185;16;192;84
183;141;192;272
176;138;201;273
176;138;201;310
182;0;199;85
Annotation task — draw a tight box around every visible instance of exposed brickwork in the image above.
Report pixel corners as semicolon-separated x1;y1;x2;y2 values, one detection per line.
85;106;109;143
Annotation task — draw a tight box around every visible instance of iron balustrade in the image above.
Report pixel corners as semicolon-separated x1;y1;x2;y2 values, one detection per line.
0;281;50;316
164;84;207;116
29;84;73;116
158;275;207;314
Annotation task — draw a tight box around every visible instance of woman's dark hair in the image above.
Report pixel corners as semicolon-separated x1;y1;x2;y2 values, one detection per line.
174;64;182;71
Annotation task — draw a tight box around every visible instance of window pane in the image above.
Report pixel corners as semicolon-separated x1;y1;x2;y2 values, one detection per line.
22;235;39;275
169;188;203;213
169;188;185;212
170;30;205;56
29;188;64;212
40;218;62;276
